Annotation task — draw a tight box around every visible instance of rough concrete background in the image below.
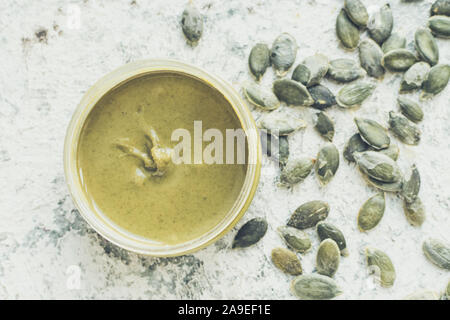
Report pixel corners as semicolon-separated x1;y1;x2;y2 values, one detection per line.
0;0;449;299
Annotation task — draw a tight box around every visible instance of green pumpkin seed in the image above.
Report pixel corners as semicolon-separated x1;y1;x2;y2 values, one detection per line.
343;133;370;162
271;247;303;276
401;164;421;203
280;158;315;186
258;111;307;136
382;49;417;72
404;197;426;227
344;0;369;27
181;3;203;44
421;64;450;99
376;143;399;161
429;15;450;38
291;274;342;300
359;38;385;78
336;9;360;50
415;28;439;66
423;238;450;270
308;85;337;110
365;247;396;288
397;96;423;123
362;174;404;192
243;83;280;111
271;33;298;76
317;239;341;277
404;291;439;300
273;79;314;106
248;43;271;81
291;64;310;87
388;111;421;145
354;117;390;150
315;143;340;186
287;200;330;230
315;112;335;142
277;226;312;253
368;4;393;44
400;62;431;93
382;33;406;53
316;222;349;256
336;81;376;108
354;151;402;183
431;0;450;16
358;193;385;231
292;54;329;87
327;58;366;83
232;218;268;249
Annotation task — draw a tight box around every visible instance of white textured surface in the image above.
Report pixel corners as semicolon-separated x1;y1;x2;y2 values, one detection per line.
0;0;449;299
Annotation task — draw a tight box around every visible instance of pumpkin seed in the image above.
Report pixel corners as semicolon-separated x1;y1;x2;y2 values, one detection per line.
287;200;330;230
292;54;329;87
277;226;312;253
248;43;271;81
359;38;385;78
368;4;393;44
315;112;335;142
273;79;314;106
404;291;439;300
343;133;370;162
365;247;396;288
431;0;450;16
258;111;307;136
397;96;423;123
336;9;360;50
327;58;366;83
280;157;315;186
316;222;349;256
401;164;421;203
243;83;280;111
358;193;385;231
362;174;404;192
404;197;426;227
315;143;340;186
355;117;390;150
388;111;421;145
271;33;298;76
308;85;337;110
317;239;341;277
382;49;417;72
429;15;450;38
291;274;342;300
354;151;402;183
382;33;406;53
344;0;369;27
232;217;268;249
423;238;450;270
181;3;203;44
271;247;303;275
415;28;439;66
336;81;376;108
400;62;431;93
421;64;450;99
376;143;399;161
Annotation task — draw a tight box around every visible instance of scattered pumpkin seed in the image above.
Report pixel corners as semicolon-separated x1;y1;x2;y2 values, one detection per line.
382;33;406;53
291;274;342;300
365;247;396;288
343;133;370;162
397;96;423;123
359;38;385;78
415;28;439;66
277;226;312;253
336;81;376;108
382;49;417;72
358;193;385;231
355;117;390;150
271;247;303;275
421;64;450;99
422;238;450;270
292;54;329;87
376;143;399;161
431;0;450;16
308;85;337;109
317;239;341;277
388;111;421;145
291;64;310;87
367;4;393;44
429;15;450;38
287;200;330;230
232;217;268;249
327;58;366;83
258;111;307;136
344;0;369;27
315;143;340;186
363;174;404;193
315;112;335;142
248;43;271;81
336;9;360;50
316;222;349;256
280;157;315;186
404;197;426;227
404;291;439;300
273;79;314;106
243;83;280;111
181;3;203;44
400;62;431;93
354;151;402;183
401;164;421;203
271;33;298;76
